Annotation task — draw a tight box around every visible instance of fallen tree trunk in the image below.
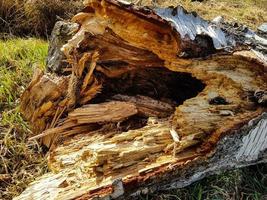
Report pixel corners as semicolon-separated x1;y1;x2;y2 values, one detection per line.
16;0;267;199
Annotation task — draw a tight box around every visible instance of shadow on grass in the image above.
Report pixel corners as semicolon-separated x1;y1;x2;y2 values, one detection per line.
140;164;267;200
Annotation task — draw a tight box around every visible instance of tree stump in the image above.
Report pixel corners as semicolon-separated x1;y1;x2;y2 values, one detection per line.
16;0;267;199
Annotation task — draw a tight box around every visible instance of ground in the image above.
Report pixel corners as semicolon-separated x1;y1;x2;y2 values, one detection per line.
0;39;48;199
0;0;266;199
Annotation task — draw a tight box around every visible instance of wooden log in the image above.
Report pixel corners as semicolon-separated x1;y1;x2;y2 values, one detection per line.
68;101;138;123
17;0;267;199
111;94;175;117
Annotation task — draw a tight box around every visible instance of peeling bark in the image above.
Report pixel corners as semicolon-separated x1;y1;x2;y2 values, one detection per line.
16;0;267;199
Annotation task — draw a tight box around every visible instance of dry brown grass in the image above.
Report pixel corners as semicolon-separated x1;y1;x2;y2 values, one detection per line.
1;0;266;38
0;0;82;38
132;0;267;29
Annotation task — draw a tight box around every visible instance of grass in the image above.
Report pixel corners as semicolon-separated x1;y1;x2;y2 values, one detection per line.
0;0;266;199
140;165;267;200
0;38;48;199
0;39;48;109
0;0;82;38
132;0;267;30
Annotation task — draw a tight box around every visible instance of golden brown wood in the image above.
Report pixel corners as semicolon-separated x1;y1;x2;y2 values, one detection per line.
17;0;267;199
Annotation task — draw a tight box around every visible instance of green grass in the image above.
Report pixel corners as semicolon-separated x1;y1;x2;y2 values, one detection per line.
140;165;267;200
0;39;48;109
0;38;48;199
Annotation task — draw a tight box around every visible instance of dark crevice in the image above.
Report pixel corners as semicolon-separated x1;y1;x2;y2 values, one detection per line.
89;67;206;133
94;67;206;106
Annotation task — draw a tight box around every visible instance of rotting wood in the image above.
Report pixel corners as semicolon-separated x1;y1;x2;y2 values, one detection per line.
111;95;175;117
16;0;267;199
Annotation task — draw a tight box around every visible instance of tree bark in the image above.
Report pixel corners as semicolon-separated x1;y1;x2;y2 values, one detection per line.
16;0;267;199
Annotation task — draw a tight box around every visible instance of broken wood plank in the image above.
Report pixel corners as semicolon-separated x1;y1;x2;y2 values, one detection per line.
68;101;138;123
111;94;175;117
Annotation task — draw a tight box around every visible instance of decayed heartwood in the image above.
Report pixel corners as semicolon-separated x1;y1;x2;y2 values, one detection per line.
16;0;267;199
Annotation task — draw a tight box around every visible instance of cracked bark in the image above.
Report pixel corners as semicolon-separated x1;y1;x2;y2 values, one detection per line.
16;0;267;199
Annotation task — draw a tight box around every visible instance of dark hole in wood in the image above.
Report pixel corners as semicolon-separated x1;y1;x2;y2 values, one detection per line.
209;96;229;105
92;67;206;131
94;67;205;105
180;35;216;58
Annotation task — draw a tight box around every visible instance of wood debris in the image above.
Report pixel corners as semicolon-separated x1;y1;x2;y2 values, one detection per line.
16;0;267;199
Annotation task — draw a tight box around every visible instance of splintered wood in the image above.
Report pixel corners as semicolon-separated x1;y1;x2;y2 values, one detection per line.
17;0;267;199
